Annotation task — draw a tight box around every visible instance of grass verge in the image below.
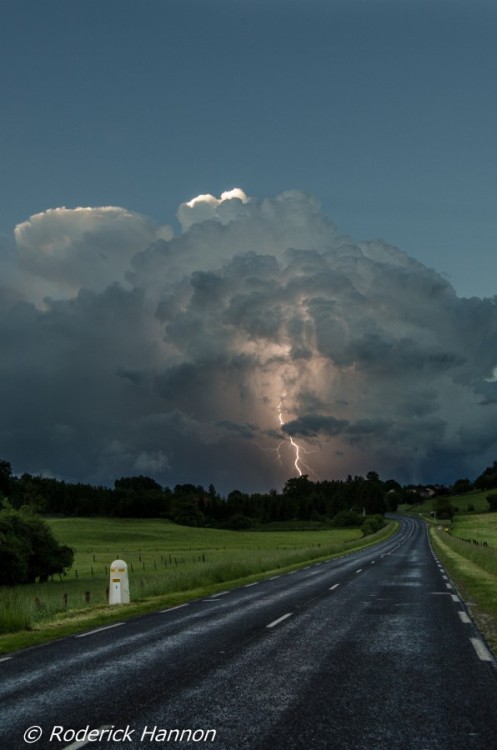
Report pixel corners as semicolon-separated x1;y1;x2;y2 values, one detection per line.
0;520;397;654
430;526;497;655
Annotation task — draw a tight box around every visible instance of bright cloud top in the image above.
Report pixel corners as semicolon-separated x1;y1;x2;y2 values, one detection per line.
14;206;173;301
178;188;250;231
2;189;497;492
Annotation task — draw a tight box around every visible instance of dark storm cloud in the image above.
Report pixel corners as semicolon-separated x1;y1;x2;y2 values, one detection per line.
282;415;349;438
2;189;497;491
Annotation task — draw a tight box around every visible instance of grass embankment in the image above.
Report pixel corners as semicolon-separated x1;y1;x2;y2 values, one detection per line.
431;512;497;654
0;517;397;654
401;489;490;519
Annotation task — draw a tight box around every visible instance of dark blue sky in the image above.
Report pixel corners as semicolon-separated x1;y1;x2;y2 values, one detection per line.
1;0;496;297
1;1;497;491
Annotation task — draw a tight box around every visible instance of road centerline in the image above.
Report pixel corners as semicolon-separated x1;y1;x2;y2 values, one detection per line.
266;613;293;629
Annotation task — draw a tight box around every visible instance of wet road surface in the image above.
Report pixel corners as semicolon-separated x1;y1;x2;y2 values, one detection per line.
2;516;497;749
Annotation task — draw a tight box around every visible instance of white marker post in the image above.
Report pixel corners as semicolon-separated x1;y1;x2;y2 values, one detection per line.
109;559;130;605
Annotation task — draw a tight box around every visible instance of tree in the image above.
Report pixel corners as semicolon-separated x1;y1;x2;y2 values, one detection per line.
356;478;386;515
283;475;314;498
433;496;456;520
171;496;205;527
452;478;473;495
0;506;74;585
475;461;497;490
0;459;13;497
114;475;162;492
487;493;497;512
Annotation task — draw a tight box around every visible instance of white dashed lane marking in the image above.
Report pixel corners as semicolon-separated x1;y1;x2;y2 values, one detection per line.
266;613;293;629
470;637;493;662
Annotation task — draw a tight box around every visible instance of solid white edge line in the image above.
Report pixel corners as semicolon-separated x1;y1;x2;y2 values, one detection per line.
159;603;189;613
244;582;258;587
266;612;293;629
458;611;471;624
470;637;493;662
210;591;229;598
329;583;340;590
75;623;124;638
0;657;13;662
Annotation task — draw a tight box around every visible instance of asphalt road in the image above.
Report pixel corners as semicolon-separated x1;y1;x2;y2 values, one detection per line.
2;516;497;750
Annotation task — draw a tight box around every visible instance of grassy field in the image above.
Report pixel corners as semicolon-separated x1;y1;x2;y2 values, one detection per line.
0;516;397;653
401;489;491;518
431;511;497;653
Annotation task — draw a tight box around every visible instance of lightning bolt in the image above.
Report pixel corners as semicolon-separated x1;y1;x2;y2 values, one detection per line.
278;398;303;476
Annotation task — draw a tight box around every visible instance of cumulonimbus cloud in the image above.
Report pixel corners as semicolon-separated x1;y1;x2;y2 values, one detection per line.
1;189;496;492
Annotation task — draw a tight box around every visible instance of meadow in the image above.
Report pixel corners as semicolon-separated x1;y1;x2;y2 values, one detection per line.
431;510;497;652
402;488;491;518
0;516;396;650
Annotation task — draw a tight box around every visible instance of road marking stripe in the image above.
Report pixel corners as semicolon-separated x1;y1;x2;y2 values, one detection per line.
159;603;189;613
430;592;451;595
210;591;229;598
445;583;453;590
63;726;114;750
266;612;293;629
370;560;376;564
470;637;493;662
0;657;13;663
451;594;460;602
355;569;362;574
75;623;124;638
329;583;340;590
269;575;281;580
458;611;471;624
244;581;258;587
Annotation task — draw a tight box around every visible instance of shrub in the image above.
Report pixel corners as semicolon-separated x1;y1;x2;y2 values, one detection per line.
224;514;254;530
332;509;364;527
487;493;497;512
361;514;385;536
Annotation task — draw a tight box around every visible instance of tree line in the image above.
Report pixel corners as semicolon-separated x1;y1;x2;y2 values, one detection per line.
0;457;442;527
1;457;496;531
0;459;398;526
2;456;497;587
